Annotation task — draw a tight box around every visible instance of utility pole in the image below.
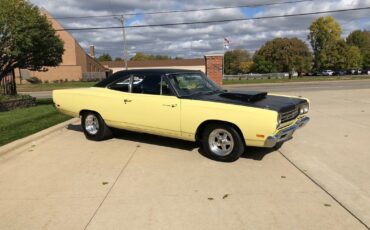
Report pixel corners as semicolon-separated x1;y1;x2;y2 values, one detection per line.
223;40;225;77
117;15;128;70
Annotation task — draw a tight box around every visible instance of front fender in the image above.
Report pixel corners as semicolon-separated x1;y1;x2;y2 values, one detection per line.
180;99;278;145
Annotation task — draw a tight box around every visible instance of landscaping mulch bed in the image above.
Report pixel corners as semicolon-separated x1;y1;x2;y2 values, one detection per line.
0;97;36;112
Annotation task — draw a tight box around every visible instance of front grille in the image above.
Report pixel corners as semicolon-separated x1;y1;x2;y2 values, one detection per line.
281;108;299;123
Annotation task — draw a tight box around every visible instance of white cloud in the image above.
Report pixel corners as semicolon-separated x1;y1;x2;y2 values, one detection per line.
30;0;370;58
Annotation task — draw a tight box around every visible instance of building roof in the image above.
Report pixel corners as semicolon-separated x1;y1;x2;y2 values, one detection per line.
101;59;205;68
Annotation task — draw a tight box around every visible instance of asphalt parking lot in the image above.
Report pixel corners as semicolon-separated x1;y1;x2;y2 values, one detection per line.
1;80;370;230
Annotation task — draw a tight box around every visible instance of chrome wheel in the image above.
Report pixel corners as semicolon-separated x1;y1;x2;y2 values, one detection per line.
208;129;234;156
85;114;99;135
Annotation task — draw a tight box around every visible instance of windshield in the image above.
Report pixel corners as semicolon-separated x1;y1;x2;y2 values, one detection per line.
167;72;222;97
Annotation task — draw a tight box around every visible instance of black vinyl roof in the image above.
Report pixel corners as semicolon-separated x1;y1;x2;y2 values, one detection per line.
95;68;202;87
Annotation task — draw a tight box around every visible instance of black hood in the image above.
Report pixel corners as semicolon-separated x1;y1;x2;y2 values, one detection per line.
189;90;307;113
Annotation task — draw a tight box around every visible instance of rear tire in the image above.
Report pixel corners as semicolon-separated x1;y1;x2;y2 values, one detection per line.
81;111;112;141
201;124;245;162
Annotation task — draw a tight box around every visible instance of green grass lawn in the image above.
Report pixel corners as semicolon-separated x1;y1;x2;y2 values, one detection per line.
17;81;97;92
223;75;370;85
0;99;71;146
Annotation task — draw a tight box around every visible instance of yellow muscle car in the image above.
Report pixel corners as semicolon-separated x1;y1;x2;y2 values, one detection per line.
53;69;309;162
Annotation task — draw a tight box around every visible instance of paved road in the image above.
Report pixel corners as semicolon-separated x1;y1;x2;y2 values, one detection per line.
225;79;370;92
21;79;370;98
19;91;53;99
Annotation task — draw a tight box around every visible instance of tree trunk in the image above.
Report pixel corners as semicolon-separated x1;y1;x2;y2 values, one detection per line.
288;72;293;79
0;69;17;95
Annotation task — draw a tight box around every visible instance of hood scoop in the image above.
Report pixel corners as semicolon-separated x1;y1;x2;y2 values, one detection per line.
219;91;268;102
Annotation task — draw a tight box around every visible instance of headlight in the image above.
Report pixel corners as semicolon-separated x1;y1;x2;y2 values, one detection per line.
299;103;309;114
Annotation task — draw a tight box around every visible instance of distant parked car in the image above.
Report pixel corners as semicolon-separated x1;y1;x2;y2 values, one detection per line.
347;69;362;75
322;70;334;76
306;71;321;76
314;71;323;76
347;69;356;75
334;70;346;76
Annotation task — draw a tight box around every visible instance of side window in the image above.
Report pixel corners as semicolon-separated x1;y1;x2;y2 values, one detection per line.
108;74;175;96
161;77;174;96
132;75;162;95
108;75;130;92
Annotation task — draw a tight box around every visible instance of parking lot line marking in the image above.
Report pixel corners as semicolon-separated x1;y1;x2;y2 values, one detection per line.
83;146;139;230
278;150;370;230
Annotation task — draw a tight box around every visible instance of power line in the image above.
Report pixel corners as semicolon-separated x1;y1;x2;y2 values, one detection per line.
49;0;312;20
55;6;370;32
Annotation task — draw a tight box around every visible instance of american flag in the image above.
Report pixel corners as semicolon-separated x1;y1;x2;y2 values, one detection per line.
224;38;230;49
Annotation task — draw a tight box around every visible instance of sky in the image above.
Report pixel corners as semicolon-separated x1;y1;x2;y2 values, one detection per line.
29;0;370;59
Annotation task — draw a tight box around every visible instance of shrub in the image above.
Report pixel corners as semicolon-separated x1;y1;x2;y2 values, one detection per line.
26;77;42;84
44;80;49;84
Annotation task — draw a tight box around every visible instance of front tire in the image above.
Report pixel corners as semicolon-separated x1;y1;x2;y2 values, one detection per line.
201;124;245;162
81;112;112;141
273;142;284;150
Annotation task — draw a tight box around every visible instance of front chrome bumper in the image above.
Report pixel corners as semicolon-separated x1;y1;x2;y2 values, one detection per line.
264;116;310;148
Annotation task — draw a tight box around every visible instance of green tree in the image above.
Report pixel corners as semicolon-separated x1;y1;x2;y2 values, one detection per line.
0;0;64;94
97;53;112;61
130;52;148;61
347;30;370;68
224;49;252;74
364;52;370;69
252;56;277;73
253;38;312;76
318;40;345;70
308;16;342;70
130;52;172;61
345;45;363;69
347;30;370;52
114;57;123;61
318;40;362;70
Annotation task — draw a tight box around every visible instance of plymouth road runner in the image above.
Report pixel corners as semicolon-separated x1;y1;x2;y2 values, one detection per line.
53;69;310;162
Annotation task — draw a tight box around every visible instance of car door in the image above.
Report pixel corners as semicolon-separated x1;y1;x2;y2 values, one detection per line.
115;74;181;138
100;74;133;127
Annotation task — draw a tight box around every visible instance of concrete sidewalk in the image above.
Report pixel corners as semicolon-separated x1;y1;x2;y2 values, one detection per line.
0;120;366;230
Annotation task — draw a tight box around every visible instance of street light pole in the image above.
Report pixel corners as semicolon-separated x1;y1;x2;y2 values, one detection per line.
117;15;128;70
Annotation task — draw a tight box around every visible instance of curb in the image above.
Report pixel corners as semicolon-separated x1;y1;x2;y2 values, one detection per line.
0;118;79;157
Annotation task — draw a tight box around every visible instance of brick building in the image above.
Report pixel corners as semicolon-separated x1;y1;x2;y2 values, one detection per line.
15;11;107;83
204;54;223;86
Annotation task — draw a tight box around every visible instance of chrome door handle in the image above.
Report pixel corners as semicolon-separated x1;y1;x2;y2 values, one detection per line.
163;104;177;108
124;99;132;104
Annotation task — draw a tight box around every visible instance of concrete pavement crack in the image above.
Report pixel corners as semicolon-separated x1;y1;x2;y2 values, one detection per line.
278;150;370;230
83;146;139;230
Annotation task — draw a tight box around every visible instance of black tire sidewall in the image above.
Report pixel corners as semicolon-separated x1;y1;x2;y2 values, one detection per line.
82;112;112;141
201;124;245;162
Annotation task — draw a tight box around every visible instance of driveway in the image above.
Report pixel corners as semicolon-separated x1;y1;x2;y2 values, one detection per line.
1;82;369;230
